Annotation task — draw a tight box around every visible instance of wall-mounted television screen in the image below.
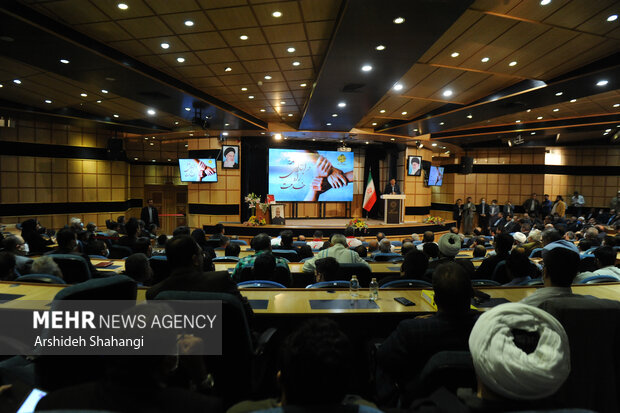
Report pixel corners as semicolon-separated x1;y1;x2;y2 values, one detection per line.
178;158;218;182
428;166;444;186
268;148;354;202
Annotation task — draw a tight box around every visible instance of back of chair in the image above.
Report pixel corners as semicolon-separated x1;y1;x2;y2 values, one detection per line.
540;297;620;413
53;274;137;301
230;239;248;246
272;249;299;262
212;256;240;263
491;260;506;282
373;253;402;262
108;244;133;259
580;275;620;284
522;278;544;286
471;279;500;287
306;281;350;289
529;248;543;258
391;241;403;247
338;263;372;287
292;240;307;247
50;254;91;284
16;274;66;284
238;280;286;288
380;279;432;289
149;256;171;284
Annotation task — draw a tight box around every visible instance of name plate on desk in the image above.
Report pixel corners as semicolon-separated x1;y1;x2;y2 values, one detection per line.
309;299;380;310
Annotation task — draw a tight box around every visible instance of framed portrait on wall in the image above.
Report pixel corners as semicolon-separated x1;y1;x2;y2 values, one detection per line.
407;156;422;176
222;145;239;169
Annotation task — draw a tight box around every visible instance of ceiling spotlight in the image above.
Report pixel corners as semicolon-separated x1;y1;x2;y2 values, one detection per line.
526;109;532;112
280;101;286;104
248;95;254;99
260;109;266;112
401;111;407;115
300;83;307;87
176;57;185;63
366;141;369;144
537;116;543;119
391;138;396;141
184;107;191;111
372;122;377;126
413;128;418;132
134;157;138;160
439;122;445;125
570;99;577;102
516;120;521;123
509;61;517;66
264;75;272;79
174;121;179;125
184;20;194;26
376;45;385;51
607;14;618;22
224;67;232;72
451;52;459;58
147;109;156;115
239;35;248;40
287;47;295;53
292;61;300;66
13;79;21;84
555;91;563;96
101;89;109;94
393;17;405;24
80;93;87;97
60;59;70;64
288;113;293;117
332;113;338;117
274;133;282;140
431;143;437;147
380;109;386;113
361;65;372;72
393;83;403;91
553;108;559;112
467;114;472;119
613;103;619;107
44;99;52;104
540;0;551;5
225;123;229;126
272;11;282;17
338;102;346;108
241;87;248;91
113;114;119;118
531;132;536;135
597;80;608;86
442;89;453;97
606;128;612;132
326;122;332;126
96;100;102;103
481;57;490;63
160;42;170;49
117;3;128;10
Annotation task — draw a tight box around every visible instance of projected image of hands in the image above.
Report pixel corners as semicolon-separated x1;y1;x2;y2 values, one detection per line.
305;155;353;201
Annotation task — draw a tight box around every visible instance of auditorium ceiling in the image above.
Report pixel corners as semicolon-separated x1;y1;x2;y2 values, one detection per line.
0;0;618;150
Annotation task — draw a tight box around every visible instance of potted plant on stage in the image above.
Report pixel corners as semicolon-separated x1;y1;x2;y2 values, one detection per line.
348;217;368;236
245;192;261;217
423;215;445;226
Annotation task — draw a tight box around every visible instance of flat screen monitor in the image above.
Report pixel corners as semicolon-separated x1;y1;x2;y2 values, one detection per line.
178;158;218;182
268;149;354;202
428;166;444;186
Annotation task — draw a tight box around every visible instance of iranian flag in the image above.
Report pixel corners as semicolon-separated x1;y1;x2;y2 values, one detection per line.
362;171;377;212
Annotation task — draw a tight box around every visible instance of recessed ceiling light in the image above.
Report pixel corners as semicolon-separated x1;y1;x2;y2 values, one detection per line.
167;158;172;162
531;132;536;135
184;107;191;111
379;109;386;113
526;109;532;112
160;42;170;49
101;89;109;94
366;141;369;144
274;133;282;140
431;143;437;147
401;111;407;115
390;138;395;141
80;93;87;97
326;122;332;126
372;122;377;126
596;80;608;86
260;109;266;112
189;133;193;136
176;57;185;63
248;95;254;99
361;65;372;72
292;61;300;66
150;143;154;146
300;83;307;87
280;101;286;104
607;14;618;22
225;123;229;126
553;108;559;112
376;45;385;51
264;75;272;80
537;116;543;119
613;103;619;107
481;57;490;63
44;99;52;104
509;61;517;66
240;35;248;40
60;59;70;64
184;144;188;147
184;20;194;27
117;3;128;10
147;109;156;115
413;128;418;132
467;114;472;119
338;102;346;108
312;138;316;141
570;99;577;103
113;114;119;118
516;120;521;123
224;67;232;72
605;128;612;132
451;52;459;58
272;11;282;17
241;87;248;91
13;79;21;84
174;121;179;125
393;17;405;24
96;100;102;103
134;157;138;160
540;0;551;5
393;83;403;91
439;122;445;125
332;113;338;117
144;137;149;140
287;47;295;53
555;91;563;96
288;113;293;117
442;89;453;97
223;132;229;136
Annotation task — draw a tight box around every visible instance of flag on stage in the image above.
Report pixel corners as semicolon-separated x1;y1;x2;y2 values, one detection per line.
362;171;377;212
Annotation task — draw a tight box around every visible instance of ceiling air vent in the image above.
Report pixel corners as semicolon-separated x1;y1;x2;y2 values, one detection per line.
342;83;365;93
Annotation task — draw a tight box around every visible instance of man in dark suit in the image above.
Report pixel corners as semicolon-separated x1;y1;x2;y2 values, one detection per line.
383;178;401;195
146;235;253;321
477;198;490;233
522;193;541;218
140;199;159;229
502;215;521;234
503;200;514;216
490;211;505;234
45;228;100;277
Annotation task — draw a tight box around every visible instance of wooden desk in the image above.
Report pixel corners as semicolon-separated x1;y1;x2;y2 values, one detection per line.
214;261;404;274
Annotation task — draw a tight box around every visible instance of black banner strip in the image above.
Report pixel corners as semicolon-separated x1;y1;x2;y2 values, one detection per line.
0;199;142;217
188;204;240;215
405;206;431;215
0;140;109;160
442;164;620;176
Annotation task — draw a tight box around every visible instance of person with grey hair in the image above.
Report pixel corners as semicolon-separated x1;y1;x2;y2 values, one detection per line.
302;233;369;273
411;233;420;242
31;256;63;279
378;238;392;253
124;253;153;285
1;235;33;274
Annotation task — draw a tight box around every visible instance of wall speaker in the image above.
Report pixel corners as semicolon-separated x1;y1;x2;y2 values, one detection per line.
107;138;126;161
459;156;473;174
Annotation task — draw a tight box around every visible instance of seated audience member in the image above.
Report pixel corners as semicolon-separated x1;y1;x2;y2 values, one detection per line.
20;218;54;254
224;243;241;258
69;217;83;233
602;235;616;247
0;251;17;281
297;245;314;260
314;257;340;283
191;228;215;260
218;235;230;250
209;223;225;240
460;303;570;411
376;232;386;242
422;242;440;260
520;244;581;307
472;245;487;259
1;235;33;274
146;235;253;320
400;241;414;256
416;231;436;251
577;239;592;253
302;234;370;273
297;235;306;242
156;234;168;248
306;230;324;250
228;318;380;413
563;231;576;242
582;226;600;247
542;228;563;247
374;238;393;255
276;230;295;250
117;218;141;252
427;233;475;278
45;228;100;277
501;214;521;233
500;247;537;285
367;239;379;254
133;237;152;258
86;240;109;258
172;226;191;237
512;232;526;246
449;226;459;234
345;226;362;248
124;253;152;285
377;263;478;395
379;250;429;286
231;233;289;280
411;233;420;242
30;256;63;279
319;241;331;250
354;245;367;259
474;233;514;280
253;252;277;280
521;229;543;255
573;246;620;283
104;220;120;237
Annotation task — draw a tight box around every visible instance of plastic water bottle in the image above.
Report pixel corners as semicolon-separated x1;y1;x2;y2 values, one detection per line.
369;278;379;301
350;275;359;298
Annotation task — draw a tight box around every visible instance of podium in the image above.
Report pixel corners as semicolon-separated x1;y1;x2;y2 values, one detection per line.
381;194;406;224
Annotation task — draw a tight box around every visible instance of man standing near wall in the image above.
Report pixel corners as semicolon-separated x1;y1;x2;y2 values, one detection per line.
140;199;159;229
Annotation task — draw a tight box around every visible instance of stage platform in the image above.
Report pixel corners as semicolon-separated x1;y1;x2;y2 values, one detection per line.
203;218;456;239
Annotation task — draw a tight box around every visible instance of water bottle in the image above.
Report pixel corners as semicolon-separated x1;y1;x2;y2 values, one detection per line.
369;278;379;301
350;275;359;298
